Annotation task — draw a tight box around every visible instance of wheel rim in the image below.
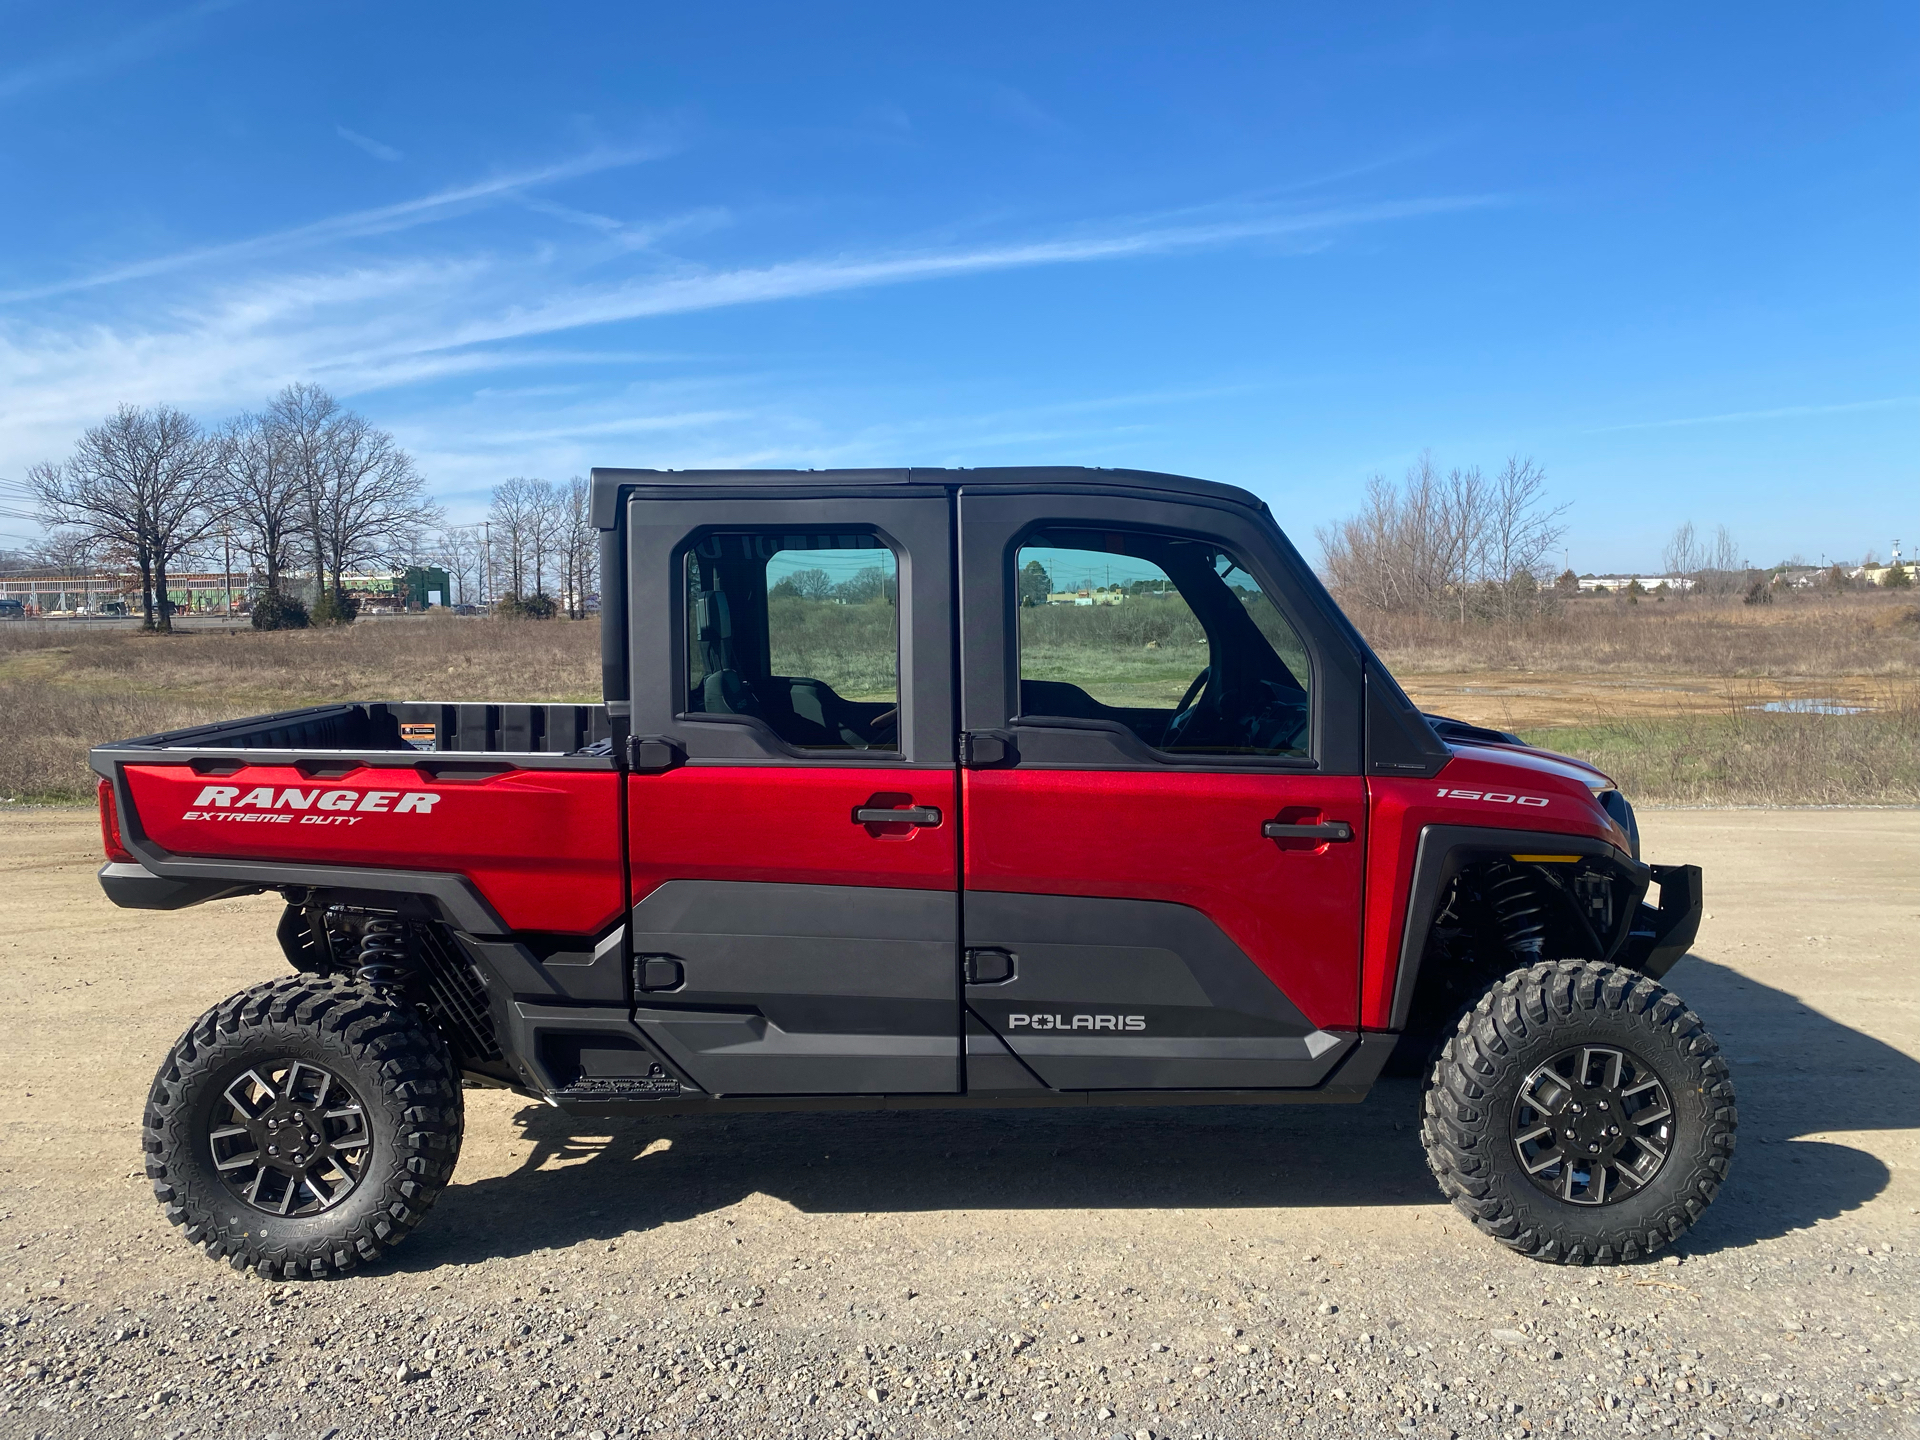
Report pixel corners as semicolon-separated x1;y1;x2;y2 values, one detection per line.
207;1060;370;1216
1512;1044;1673;1206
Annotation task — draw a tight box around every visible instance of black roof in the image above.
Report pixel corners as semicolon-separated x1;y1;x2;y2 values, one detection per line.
589;465;1264;530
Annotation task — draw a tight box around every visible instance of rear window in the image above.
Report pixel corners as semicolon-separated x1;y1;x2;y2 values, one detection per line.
683;530;900;751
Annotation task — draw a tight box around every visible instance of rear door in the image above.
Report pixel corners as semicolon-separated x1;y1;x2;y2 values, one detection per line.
620;484;960;1095
956;485;1368;1091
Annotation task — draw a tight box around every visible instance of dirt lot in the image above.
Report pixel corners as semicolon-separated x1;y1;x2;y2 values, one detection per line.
1;808;1916;1440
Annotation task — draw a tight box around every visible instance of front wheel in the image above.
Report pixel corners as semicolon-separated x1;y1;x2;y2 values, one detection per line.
144;976;464;1278
1422;960;1736;1264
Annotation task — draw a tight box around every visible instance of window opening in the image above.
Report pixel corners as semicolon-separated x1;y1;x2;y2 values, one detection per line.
1015;528;1310;757
684;531;900;751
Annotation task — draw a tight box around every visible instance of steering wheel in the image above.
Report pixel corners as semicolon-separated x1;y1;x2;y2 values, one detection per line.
1161;666;1211;747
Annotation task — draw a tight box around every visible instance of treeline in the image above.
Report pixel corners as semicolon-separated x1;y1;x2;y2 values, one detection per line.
456;477;597;621
28;386;433;632
19;386;604;631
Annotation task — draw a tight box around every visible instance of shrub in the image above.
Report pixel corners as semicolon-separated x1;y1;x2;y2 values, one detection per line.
310;589;359;626
497;593;558;620
250;591;310;631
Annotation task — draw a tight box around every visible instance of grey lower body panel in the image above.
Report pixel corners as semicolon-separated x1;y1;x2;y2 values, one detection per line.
627;880;961;1096
963;891;1349;1090
989;1027;1352;1090
546;1032;1396;1116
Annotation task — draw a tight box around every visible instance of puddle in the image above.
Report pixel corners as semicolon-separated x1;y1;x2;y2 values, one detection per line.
1753;699;1869;715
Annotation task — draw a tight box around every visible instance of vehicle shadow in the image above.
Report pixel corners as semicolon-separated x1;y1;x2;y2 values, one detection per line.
397;957;1910;1271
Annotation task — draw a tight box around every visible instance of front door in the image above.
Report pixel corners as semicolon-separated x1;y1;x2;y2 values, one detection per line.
956;486;1368;1091
621;487;960;1095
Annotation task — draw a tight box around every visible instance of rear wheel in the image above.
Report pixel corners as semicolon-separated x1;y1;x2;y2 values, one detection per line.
1422;960;1736;1264
144;975;463;1278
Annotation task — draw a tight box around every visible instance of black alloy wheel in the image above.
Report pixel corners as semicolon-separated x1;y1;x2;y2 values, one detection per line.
1423;960;1737;1265
146;975;463;1278
208;1060;370;1217
1511;1044;1672;1205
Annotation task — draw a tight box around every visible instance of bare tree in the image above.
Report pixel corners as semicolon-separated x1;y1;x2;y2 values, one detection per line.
1318;457;1472;615
436;525;484;607
1482;456;1569;621
31;404;221;632
265;384;435;621
487;477;540;601
525;479;561;600
1318;451;1567;621
313;411;438;609
266;383;340;611
1661;521;1702;592
215;410;302;606
1701;524;1743;597
560;476;594;618
1661;520;1741;597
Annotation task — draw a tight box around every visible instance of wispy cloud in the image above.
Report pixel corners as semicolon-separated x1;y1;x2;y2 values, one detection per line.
0;0;239;104
1590;395;1920;433
515;197;730;251
415;194;1497;353
337;126;403;163
0;178;1496;506
0;145;670;304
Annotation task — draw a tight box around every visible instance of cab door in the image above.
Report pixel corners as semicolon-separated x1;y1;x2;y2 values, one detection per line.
955;485;1368;1091
620;485;960;1095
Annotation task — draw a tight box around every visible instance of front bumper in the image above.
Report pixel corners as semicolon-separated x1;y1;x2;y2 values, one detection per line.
1616;863;1703;978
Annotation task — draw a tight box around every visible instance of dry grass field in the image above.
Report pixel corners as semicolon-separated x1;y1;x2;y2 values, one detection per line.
0;616;601;804
1361;593;1920;807
0;590;1915;806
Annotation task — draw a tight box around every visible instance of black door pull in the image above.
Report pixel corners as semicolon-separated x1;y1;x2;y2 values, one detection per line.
1262;820;1354;842
853;804;943;827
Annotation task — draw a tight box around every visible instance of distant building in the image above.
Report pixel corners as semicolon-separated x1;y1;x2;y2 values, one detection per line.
1046;587;1127;606
1576;574;1695;594
1852;544;1909;586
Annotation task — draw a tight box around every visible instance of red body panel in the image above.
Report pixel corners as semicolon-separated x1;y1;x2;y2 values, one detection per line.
963;769;1367;1030
122;763;624;934
628;766;959;901
1359;747;1626;1029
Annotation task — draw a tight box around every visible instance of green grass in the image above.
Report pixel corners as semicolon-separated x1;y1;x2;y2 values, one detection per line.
1522;700;1920;806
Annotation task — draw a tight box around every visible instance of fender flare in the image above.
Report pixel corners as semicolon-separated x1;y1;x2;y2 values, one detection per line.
1386;824;1649;1032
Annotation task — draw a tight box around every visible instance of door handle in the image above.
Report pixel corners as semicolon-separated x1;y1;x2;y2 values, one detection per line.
853;804;943;827
1262;820;1353;842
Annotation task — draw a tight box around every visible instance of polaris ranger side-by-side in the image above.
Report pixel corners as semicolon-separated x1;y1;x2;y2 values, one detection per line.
93;467;1731;1276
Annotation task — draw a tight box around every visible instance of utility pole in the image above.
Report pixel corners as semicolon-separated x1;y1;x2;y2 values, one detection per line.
482;521;492;613
222;530;233;620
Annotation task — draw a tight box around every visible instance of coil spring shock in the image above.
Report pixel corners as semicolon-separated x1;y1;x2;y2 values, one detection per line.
355;916;413;988
1486;864;1549;962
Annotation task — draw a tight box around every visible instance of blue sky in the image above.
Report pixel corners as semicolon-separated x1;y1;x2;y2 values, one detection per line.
1;3;1914;570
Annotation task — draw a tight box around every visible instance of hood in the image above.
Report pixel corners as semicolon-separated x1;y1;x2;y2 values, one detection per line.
1423;713;1614;790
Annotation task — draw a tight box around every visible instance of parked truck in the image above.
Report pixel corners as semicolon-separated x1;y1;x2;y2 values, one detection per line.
93;466;1731;1278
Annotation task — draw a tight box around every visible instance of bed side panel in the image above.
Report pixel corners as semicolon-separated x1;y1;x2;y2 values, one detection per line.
121;762;622;934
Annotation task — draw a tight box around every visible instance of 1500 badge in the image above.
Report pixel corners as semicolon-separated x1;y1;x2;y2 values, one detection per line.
1436;787;1548;807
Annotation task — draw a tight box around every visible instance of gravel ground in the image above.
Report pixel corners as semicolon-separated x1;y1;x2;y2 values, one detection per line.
1;807;1915;1440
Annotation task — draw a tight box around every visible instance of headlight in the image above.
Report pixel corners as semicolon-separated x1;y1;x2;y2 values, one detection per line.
1596;788;1640;860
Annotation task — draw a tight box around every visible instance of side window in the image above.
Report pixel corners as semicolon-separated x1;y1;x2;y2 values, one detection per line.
1015;528;1311;757
684;531;900;751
